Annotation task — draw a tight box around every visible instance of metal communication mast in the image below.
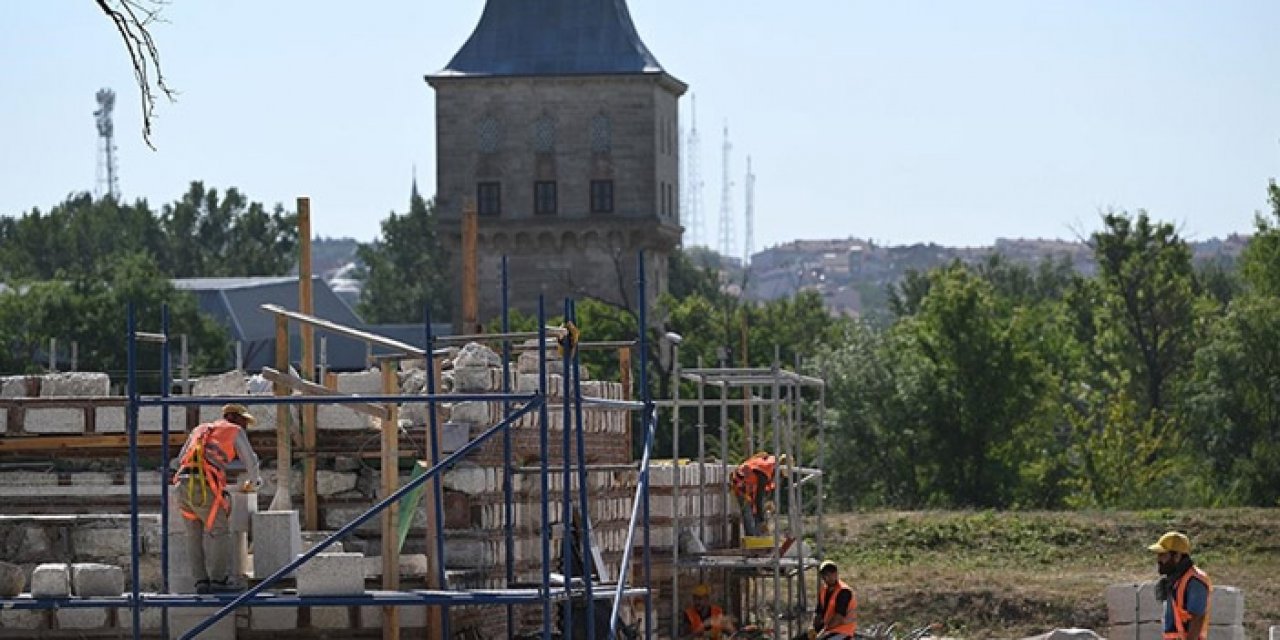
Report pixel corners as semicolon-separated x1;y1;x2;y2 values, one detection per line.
682;95;704;247
94;88;120;200
717;123;734;260
743;156;755;266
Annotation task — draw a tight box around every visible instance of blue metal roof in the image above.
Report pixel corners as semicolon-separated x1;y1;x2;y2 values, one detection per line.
435;0;667;77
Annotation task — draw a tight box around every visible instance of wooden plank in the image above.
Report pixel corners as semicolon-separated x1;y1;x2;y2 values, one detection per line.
380;364;400;640
259;368;389;421
461;198;479;333
259;304;438;358
270;314;293;512
299;196;319;532
0;434;186;453
619;347;632;402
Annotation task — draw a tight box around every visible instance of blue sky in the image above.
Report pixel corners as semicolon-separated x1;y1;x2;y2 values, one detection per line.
1;1;1277;253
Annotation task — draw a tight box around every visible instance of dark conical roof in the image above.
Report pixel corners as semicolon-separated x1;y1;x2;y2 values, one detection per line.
434;0;667;77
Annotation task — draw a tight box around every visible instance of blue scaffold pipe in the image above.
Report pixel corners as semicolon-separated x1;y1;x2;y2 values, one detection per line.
159;304;172;640
538;297;552;640
638;251;654;639
609;405;658;640
561;298;575;640
178;398;543;640
139;392;536;406
424;308;451;639
570;300;597;640
126;304;142;639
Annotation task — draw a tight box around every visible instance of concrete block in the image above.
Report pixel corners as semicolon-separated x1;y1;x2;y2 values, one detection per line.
253;511;302;579
71;527;133;561
0;561;23;597
40;372;109;396
1108;623;1163;640
24;407;85;433
0;609;45;629
449;400;492;425
300;531;345;553
251;606;298;630
441;421;469;453
54;607;109;629
1271;625;1280;640
362;554;429;580
95;405;178;433
443;465;489;495
318;370;383;430
71;563;124;597
118;606;163;631
453;366;496;392
169;606;237;639
1207;626;1245;640
310;606;350;628
0;471;59;486
360;605;426;628
296;552;365;596
31;563;70;597
192;370;247;396
0;375;33;398
1211;585;1244;626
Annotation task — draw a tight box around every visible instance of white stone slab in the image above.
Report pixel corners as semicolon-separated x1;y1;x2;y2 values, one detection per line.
310;606;350;628
30;563;70;597
95;405;180;433
71;563;124;597
54;607;108;629
252;511;302;579
0;609;44;629
1208;625;1245;640
1108;622;1164;640
0;376;31;398
117;606;163;631
1212;585;1244;626
169;606;237;640
250;606;298;630
318;370;382;430
40;372;109;396
360;605;426;628
24;407;86;434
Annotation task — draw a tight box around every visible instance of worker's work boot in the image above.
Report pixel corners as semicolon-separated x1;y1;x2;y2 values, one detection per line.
208;578;242;593
195;579;213;595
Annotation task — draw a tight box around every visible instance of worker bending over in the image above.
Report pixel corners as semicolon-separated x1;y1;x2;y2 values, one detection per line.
730;451;786;536
173;403;261;594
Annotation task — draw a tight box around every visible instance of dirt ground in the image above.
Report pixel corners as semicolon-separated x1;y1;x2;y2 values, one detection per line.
813;509;1280;638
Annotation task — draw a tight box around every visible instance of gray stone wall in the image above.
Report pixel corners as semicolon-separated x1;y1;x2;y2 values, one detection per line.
430;74;683;325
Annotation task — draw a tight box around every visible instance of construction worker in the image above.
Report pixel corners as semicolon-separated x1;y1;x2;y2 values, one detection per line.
1149;531;1211;640
681;583;735;639
812;560;857;639
173;403;262;594
730;451;785;536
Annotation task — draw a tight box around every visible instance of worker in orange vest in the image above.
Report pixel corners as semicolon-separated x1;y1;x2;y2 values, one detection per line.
812;560;857;639
730;451;786;536
173;403;261;594
1149;531;1211;640
681;583;735;639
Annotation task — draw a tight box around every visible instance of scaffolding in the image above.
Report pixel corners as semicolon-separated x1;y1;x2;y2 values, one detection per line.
0;254;663;640
657;347;827;640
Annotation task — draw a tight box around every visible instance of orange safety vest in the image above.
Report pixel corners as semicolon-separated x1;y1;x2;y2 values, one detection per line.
731;454;777;502
684;605;727;637
174;419;242;531
1165;566;1212;640
818;579;857;637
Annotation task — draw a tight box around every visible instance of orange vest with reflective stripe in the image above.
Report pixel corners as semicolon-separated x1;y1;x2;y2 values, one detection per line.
175;420;242;530
684;605;727;637
1165;566;1212;640
819;579;857;636
731;455;777;502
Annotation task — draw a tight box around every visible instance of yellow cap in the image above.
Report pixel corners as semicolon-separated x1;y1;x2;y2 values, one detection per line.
691;583;711;597
818;560;838;574
1147;531;1191;554
221;403;257;426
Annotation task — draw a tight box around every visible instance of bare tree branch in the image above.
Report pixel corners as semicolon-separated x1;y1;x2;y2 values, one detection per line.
94;0;177;149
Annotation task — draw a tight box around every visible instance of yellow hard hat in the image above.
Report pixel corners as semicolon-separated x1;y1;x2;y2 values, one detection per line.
1147;531;1191;554
221;403;257;426
691;583;711;597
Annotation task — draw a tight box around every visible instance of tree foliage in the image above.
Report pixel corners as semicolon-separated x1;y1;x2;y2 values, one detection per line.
355;192;450;323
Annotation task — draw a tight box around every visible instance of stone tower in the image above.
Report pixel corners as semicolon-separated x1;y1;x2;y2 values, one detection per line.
427;0;686;327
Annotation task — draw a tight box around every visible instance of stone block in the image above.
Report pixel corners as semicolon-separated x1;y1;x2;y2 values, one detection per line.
0;561;24;597
1022;631;1102;640
117;606;163;631
443;465;489;495
192;370;247;396
252;511;302;579
449;401;492;425
24;407;86;434
1207;626;1245;640
1211;585;1244;626
453;366;495;392
1107;623;1163;640
95;405;179;433
251;606;298;630
71;527;132;561
362;554;429;580
0;609;45;629
360;604;426;628
169;606;237;639
300;531;345;553
54;607;108;629
310;606;350;628
1272;625;1280;640
0;471;59;486
40;372;109;396
0;375;33;398
296;552;365;596
316;470;359;497
317;370;383;431
455;342;501;368
71;563;124;597
31;563;70;597
440;421;469;453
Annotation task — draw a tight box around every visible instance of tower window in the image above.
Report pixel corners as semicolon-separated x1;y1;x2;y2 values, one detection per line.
534;115;556;153
477;182;501;216
591;114;612;153
590;180;614;214
478;117;500;153
535;181;557;215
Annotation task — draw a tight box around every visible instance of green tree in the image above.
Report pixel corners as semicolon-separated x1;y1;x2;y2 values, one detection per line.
0;194;164;280
158;182;298;277
356;192;450;323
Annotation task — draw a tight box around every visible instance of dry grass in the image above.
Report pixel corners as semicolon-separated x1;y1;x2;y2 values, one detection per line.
810;509;1280;638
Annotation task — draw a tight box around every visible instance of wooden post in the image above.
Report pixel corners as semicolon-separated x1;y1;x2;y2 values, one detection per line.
424;358;445;640
269;314;292;511
741;310;752;453
619;347;632;401
380;363;400;640
461;198;479;333
299;196;319;531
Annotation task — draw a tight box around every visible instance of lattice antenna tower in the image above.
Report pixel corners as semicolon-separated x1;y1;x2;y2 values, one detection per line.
94;88;120;200
743;155;756;266
717;122;735;259
682;94;704;247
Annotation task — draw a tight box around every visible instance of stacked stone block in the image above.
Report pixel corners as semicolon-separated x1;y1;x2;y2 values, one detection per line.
1106;581;1246;640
